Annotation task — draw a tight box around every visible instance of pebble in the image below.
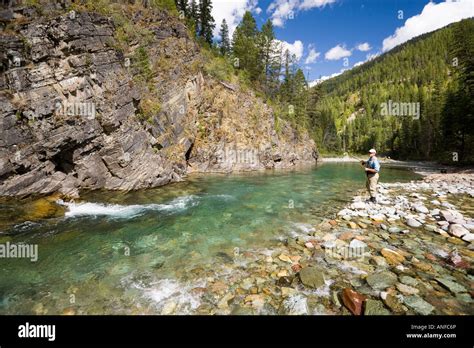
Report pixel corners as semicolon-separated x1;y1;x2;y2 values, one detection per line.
403;295;435;315
381;248;405;266
435;277;467;294
366;271;398;290
406;218;422;228
448;224;469;238
364;298;390;315
341;288;366;315
299;267;326;289
396;283;419;295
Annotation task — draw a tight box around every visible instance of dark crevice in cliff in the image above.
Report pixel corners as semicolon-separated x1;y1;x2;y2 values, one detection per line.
185;141;193;162
51;148;75;175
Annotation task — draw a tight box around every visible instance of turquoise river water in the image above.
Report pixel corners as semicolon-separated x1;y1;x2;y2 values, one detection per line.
0;163;421;314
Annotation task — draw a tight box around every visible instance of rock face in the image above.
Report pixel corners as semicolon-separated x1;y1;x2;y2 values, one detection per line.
0;4;317;198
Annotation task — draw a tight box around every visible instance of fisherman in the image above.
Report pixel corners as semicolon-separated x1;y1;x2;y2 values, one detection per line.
360;149;380;203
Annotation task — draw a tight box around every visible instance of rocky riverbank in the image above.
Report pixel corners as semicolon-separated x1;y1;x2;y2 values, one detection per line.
164;172;474;315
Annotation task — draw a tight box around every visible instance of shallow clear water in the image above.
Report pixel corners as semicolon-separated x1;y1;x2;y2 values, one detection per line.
0;163;421;314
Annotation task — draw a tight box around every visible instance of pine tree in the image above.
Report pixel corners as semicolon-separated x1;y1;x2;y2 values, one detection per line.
198;0;215;45
189;0;199;35
218;19;230;56
175;0;188;17
232;11;260;80
258;19;276;93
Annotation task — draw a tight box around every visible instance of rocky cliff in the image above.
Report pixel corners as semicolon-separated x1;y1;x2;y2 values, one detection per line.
0;2;317;198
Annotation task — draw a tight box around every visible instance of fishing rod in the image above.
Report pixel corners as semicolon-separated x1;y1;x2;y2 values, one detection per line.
345;152;366;164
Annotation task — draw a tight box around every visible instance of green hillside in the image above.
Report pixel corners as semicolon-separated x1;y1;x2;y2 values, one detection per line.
309;18;474;163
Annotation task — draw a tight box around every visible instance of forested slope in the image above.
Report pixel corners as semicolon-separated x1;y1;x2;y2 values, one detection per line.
309;18;474;163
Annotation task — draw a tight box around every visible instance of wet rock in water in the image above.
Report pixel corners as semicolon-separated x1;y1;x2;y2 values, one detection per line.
281;287;298;297
435;277;467;294
279;294;309;315
370;214;385;222
215;252;234;263
462;233;474;242
411;258;434;272
348;221;358;229
370;256;388;267
388;226;403;233
446;250;470;268
440;210;463;223
276;276;293;287
406;218;422;228
217;293;234;309
404;295;435;315
231;305;253;315
62;307;76;315
399;275;419;287
349;239;367;249
278;254;292;263
366;271;398;290
341;288;366;315
25;196;66;221
381;248;405;266
299;267;326;289
161;301;177;315
382;293;405;313
209;281;229;294
448;224;469;238
331;291;342;308
244;294;265;310
342;215;352;221
364;299;390;315
291;263;302;273
414;205;429;214
396;283;419;295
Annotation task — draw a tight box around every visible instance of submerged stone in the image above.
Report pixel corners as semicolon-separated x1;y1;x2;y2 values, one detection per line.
435;277;467;294
299;267;326;289
366;271;398;290
403;295;435;315
364;299;390;315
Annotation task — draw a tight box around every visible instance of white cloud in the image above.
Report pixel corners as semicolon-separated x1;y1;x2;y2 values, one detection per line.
356;42;371;51
275;39;305;61
255;7;262;14
324;44;351;60
299;0;337;10
267;0;336;27
309;68;346;86
353;61;364;67
211;0;260;38
305;44;320;64
382;0;474;52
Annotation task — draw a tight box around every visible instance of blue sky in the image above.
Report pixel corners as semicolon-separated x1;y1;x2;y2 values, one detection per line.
210;0;474;84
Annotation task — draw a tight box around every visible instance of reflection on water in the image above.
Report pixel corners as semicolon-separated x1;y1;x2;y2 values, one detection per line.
0;163;420;314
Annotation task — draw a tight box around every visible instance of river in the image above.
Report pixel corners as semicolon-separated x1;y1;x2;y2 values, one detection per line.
0;162;426;314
